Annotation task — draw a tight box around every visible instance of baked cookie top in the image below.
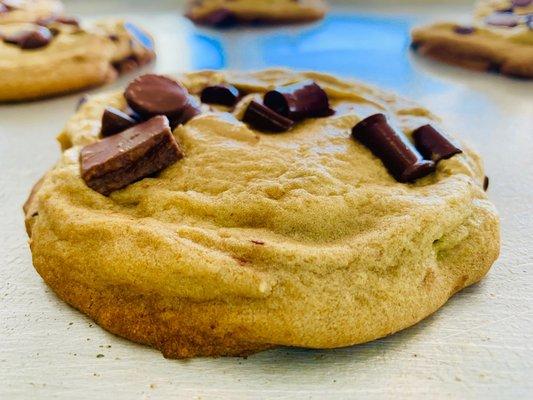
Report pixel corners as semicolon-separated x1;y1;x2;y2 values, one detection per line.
26;69;496;303
0;0;63;24
0;18;155;101
0;19;153;68
185;0;328;26
411;0;533;77
474;0;533;43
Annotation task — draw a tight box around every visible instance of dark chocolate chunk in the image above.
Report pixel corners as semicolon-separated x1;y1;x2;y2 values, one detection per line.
454;25;476;35
352;114;435;183
2;26;53;49
125;74;190;119
485;12;521;27
124;22;154;50
80;115;182;195
512;0;531;7
412;124;462;163
198;8;238;28
200;84;240;106
243;100;294;132
483;176;490;192
264;80;331;120
100;107;139;137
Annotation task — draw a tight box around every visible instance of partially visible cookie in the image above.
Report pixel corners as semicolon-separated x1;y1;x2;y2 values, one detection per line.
411;0;533;78
0;18;155;102
185;0;328;27
0;0;63;24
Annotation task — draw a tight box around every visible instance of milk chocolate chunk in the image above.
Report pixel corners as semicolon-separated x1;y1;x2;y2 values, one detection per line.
172;96;202;127
100;107;138;137
201;84;240;106
352;114;435;182
80;115;182;195
412;124;462;163
243;101;294;132
264;80;331;120
125;74;190;120
3;26;53;49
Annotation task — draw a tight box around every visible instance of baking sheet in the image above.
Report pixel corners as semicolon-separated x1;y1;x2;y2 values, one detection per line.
1;1;532;399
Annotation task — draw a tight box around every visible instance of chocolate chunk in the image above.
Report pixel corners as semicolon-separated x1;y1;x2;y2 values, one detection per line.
243;100;294;132
512;0;532;7
454;25;476;35
198;8;238;27
485;12;521;27
412;124;462;163
124;22;154;50
264;80;331;120
200;84;240;106
100;107;139;137
2;26;53;49
483;176;490;192
125;74;190;120
113;55;140;74
0;4;9;13
352;114;435;182
171;96;201;127
80;115;182;195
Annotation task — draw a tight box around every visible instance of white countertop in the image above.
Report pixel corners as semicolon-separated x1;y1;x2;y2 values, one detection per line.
1;1;532;399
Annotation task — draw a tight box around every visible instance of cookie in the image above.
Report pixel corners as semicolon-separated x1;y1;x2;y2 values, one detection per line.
24;69;500;359
0;18;155;102
185;0;328;27
411;0;533;78
0;0;63;24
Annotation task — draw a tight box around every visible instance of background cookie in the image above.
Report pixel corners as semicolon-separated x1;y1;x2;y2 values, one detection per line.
0;0;63;24
24;69;500;359
185;0;328;27
0;18;155;102
411;0;533;78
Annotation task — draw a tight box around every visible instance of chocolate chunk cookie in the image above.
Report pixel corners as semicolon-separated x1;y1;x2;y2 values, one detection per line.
25;69;500;359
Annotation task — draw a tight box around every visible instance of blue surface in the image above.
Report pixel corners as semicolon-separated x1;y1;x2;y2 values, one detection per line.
188;13;448;93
